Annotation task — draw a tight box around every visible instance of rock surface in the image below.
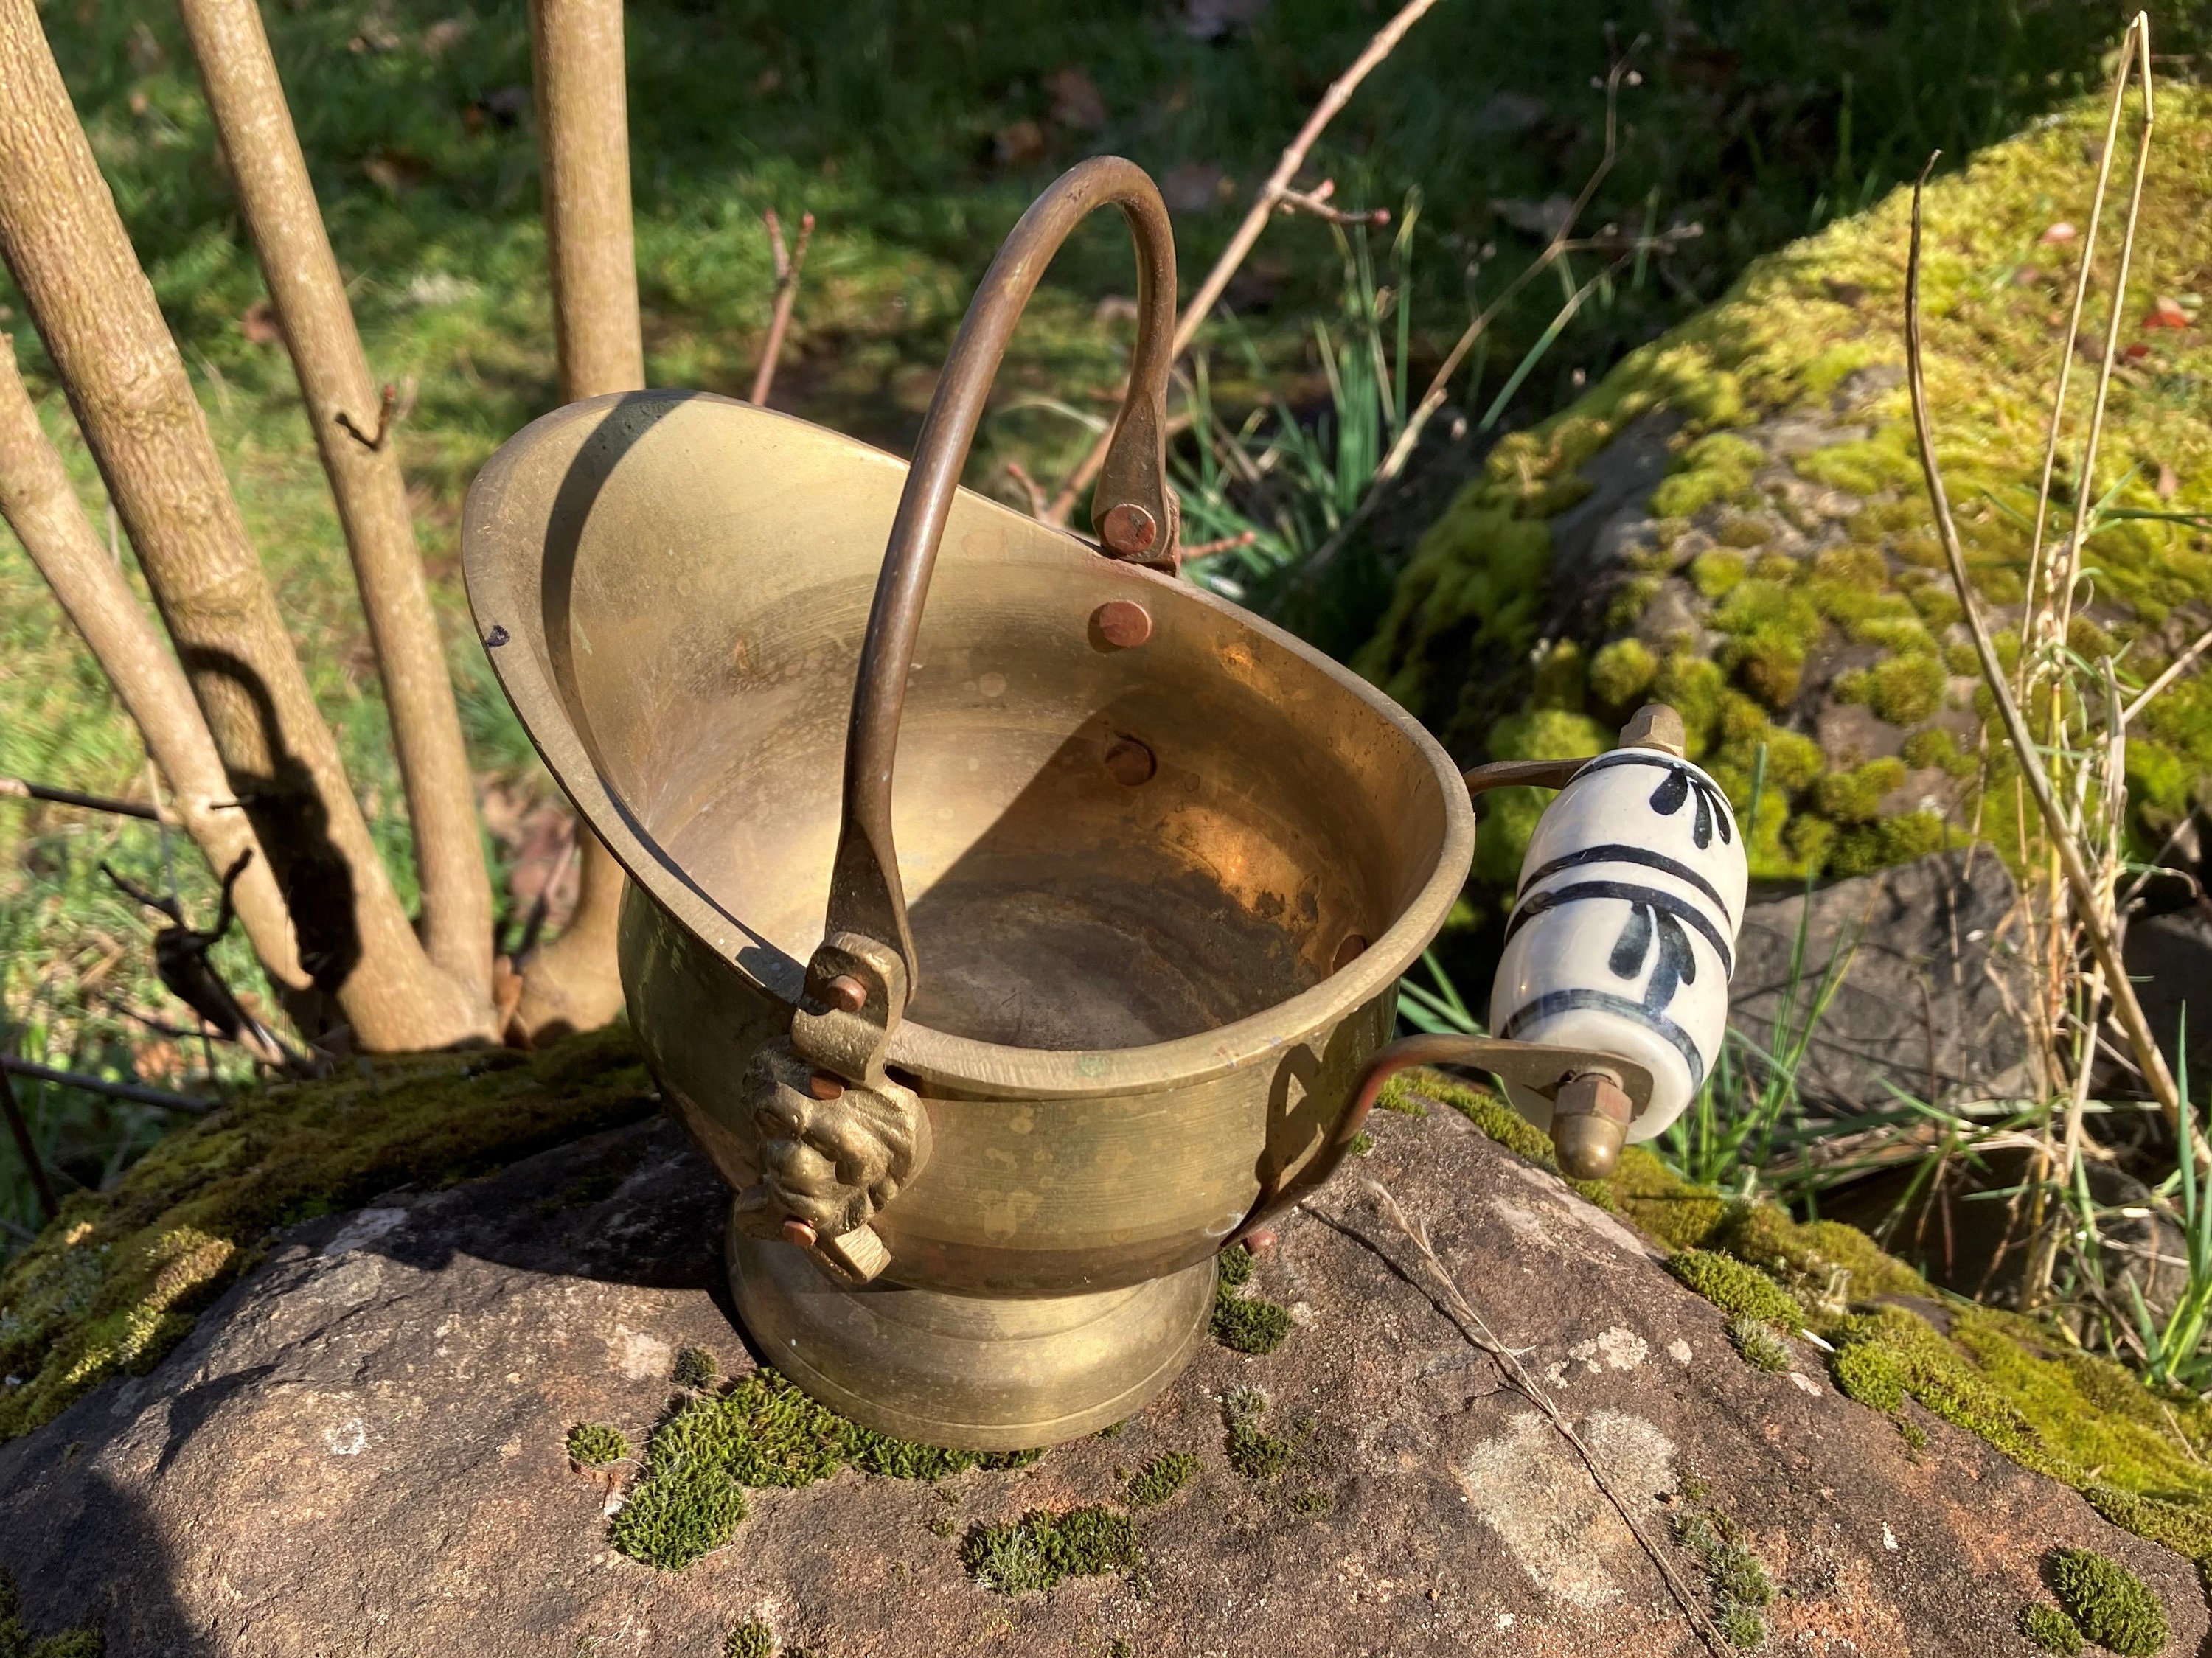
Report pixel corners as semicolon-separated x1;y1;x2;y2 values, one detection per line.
1730;848;2030;1114
0;1098;2199;1657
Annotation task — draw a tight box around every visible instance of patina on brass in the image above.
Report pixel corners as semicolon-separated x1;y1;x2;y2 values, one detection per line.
463;156;1649;1449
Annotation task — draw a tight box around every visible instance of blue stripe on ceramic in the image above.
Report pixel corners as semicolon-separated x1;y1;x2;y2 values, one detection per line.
1572;752;1735;849
1495;987;1708;1090
1515;842;1733;923
1501;878;1735;978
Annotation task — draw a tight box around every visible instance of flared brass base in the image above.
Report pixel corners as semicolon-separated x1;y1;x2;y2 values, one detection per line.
727;1211;1216;1450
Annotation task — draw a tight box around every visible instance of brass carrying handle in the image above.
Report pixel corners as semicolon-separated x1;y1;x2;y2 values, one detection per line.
812;157;1180;1007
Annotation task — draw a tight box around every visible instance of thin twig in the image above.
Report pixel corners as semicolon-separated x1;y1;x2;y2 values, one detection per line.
2121;621;2212;724
1905;147;2194;1161
748;208;815;407
1043;0;1447;523
1275;181;1391;227
0;776;161;821
0;1055;215;1114
1335;1179;1732;1653
1182;529;1260;559
1001;460;1050;518
333;382;398;451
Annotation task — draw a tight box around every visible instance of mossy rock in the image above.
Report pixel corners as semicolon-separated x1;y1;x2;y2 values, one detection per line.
0;1025;658;1443
1357;88;2212;889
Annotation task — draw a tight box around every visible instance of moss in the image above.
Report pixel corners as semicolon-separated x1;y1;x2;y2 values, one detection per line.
609;1368;1039;1570
1290;1488;1332;1516
672;1345;717;1390
2083;1488;2212;1563
1652;433;1767;520
1902;727;1975;776
1692;548;1749;599
1813;758;1905;823
725;1623;776;1658
1215;1244;1255;1290
960;1506;1140;1595
1348;1129;1374;1157
1589;638;1658;711
1531;638;1588;711
1827;809;1948;877
1672;1497;1774;1648
1714;579;1826;708
1859;654;1947;725
1667;1250;1801;1328
566;1422;628;1466
1727;1314;1792;1373
2019;1604;2083;1656
1211;1245;1292;1355
1127;1452;1200;1508
1653;653;1730;759
0;1026;658;1443
2048;1550;2168;1657
1223;1389;1295;1481
1472;708;1613;883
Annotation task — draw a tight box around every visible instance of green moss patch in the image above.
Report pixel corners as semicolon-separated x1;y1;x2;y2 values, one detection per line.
0;1025;657;1442
671;1345;717;1390
565;1422;628;1466
1360;88;2212;883
1127;1451;1200;1508
723;1623;776;1658
1672;1491;1775;1649
1222;1389;1296;1483
1726;1314;1792;1373
0;1570;100;1656
1211;1241;1293;1355
2020;1603;2084;1656
2048;1549;2168;1657
608;1368;1040;1570
1668;1250;1802;1329
959;1505;1141;1596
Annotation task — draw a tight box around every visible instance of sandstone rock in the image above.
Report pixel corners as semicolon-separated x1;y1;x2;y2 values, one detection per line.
0;1097;2197;1656
1730;848;2030;1115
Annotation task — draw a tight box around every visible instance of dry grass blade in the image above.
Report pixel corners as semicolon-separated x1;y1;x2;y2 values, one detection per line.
1043;0;1446;523
1329;1179;1734;1654
2122;621;2212;725
1902;129;2195;1162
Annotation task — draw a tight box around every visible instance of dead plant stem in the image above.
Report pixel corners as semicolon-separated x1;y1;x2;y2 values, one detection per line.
749;208;815;406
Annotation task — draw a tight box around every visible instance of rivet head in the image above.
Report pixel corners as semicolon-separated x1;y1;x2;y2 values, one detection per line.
1099;501;1159;558
806;1071;845;1101
1104;736;1156;787
824;973;867;1013
1092;599;1153;649
782;1218;818;1249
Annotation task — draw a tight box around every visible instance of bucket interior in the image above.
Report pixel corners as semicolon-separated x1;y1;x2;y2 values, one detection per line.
477;394;1458;1053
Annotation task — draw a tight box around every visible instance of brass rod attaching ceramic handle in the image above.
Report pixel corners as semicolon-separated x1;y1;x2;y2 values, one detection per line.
814;156;1180;1005
1225;1034;1656;1247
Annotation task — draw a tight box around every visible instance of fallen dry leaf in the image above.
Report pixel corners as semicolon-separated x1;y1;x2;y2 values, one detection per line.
2146;294;2191;329
2157;462;2179;500
2042;220;2078;243
992;119;1047;170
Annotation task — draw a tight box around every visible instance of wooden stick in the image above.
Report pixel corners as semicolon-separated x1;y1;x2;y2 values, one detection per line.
2121;621;2212;725
0;776;159;821
1905;150;2194;1162
179;0;493;1005
1;1055;214;1114
513;0;645;1044
1042;0;1446;523
0;1;487;1048
748;208;815;406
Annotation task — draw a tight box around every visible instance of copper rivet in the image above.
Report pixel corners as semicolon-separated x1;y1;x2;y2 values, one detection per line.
825;973;867;1013
782;1218;818;1248
807;1071;845;1101
1243;1228;1278;1257
1332;933;1369;973
1092;599;1153;649
1099;502;1158;557
1104;736;1156;787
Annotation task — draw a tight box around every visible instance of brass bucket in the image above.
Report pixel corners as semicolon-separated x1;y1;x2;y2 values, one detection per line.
465;159;1644;1447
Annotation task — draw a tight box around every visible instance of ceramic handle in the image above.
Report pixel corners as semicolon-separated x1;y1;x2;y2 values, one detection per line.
813;156;1180;1006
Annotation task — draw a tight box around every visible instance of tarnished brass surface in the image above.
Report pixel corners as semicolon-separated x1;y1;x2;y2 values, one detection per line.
468;391;1470;1298
462;158;1475;1443
730;1218;1215;1449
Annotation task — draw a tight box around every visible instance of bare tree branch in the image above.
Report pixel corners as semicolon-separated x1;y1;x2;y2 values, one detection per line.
0;334;308;998
181;0;495;1005
749;207;815;407
0;0;489;1048
512;0;647;1045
